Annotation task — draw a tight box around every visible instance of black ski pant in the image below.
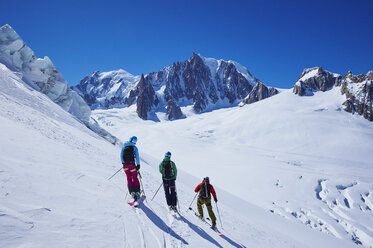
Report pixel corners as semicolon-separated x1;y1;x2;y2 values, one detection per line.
163;179;177;207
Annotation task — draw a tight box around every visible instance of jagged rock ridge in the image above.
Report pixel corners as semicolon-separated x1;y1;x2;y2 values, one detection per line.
75;53;279;120
293;67;341;96
341;71;373;121
292;67;373;121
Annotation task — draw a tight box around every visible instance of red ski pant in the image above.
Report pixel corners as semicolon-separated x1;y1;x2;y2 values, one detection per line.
123;163;140;193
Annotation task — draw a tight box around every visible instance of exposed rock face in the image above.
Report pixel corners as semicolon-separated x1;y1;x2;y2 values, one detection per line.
0;24;91;123
135;75;159;120
341;71;373;121
166;99;183;120
293;67;341;96
243;81;279;104
0;24;120;145
75;53;278;120
216;60;253;103
147;53;257;114
292;67;373;122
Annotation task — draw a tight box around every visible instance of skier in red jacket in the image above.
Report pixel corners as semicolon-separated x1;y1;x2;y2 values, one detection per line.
194;177;218;228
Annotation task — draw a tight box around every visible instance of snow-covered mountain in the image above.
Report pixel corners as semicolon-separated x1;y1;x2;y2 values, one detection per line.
73;53;279;120
0;24;119;144
293;67;373;121
2;23;373;248
93;86;373;247
73;69;140;109
0;56;353;248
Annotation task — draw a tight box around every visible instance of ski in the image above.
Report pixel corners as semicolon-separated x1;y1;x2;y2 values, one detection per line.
188;207;222;236
128;195;146;207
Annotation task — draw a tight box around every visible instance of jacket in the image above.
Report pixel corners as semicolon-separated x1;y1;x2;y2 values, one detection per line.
159;157;177;180
120;141;140;165
194;179;217;201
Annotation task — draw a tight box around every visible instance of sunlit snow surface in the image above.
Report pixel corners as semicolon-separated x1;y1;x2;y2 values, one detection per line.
0;63;369;247
93;86;373;247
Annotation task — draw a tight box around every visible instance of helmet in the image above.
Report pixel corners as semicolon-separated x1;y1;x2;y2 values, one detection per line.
129;136;137;144
165;151;171;158
204;177;209;181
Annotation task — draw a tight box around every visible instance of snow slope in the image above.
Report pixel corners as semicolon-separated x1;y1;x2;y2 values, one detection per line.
93;86;373;247
0;61;354;246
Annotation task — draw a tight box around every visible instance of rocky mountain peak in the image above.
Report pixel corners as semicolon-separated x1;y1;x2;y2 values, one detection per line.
75;53;278;121
341;71;373;121
135;74;159;120
293;67;340;96
242;81;279;105
292;65;373;122
189;52;203;63
367;71;373;80
343;71;366;84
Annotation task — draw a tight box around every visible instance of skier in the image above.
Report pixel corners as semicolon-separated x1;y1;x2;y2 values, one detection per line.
159;151;178;210
121;136;141;201
194;177;218;228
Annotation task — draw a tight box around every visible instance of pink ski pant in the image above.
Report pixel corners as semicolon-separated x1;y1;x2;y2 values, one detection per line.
123;163;140;193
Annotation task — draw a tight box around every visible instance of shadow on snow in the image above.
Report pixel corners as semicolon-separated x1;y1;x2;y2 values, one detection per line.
177;213;223;248
219;232;246;248
139;204;188;245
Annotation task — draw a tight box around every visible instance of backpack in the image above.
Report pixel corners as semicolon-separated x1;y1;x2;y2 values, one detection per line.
199;182;211;199
162;160;174;179
123;146;135;164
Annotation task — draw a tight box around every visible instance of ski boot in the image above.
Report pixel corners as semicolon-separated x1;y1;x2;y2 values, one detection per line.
130;192;138;201
211;221;216;229
135;192;141;201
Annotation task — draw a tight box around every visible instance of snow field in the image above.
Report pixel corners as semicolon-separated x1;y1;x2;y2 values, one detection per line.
93;87;373;247
0;63;356;247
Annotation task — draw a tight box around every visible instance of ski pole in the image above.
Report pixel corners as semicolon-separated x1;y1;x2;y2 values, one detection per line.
187;192;198;211
138;171;146;197
215;201;223;229
175;183;181;212
138;171;150;205
107;167;122;180
151;182;163;201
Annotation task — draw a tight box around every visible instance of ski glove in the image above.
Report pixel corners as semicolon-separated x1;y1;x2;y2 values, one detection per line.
214;198;218;202
136;164;140;171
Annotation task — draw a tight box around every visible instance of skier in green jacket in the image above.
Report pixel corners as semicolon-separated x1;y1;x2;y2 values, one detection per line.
159;151;178;210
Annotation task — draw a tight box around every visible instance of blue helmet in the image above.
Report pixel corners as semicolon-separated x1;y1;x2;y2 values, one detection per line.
165;151;171;158
129;136;137;144
204;177;209;180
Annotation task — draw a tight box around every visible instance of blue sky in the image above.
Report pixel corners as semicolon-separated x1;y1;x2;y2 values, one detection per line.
1;0;372;88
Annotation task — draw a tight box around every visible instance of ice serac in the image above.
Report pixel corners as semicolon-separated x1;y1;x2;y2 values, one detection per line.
293;67;341;96
0;24;90;123
292;67;373;122
0;24;120;144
